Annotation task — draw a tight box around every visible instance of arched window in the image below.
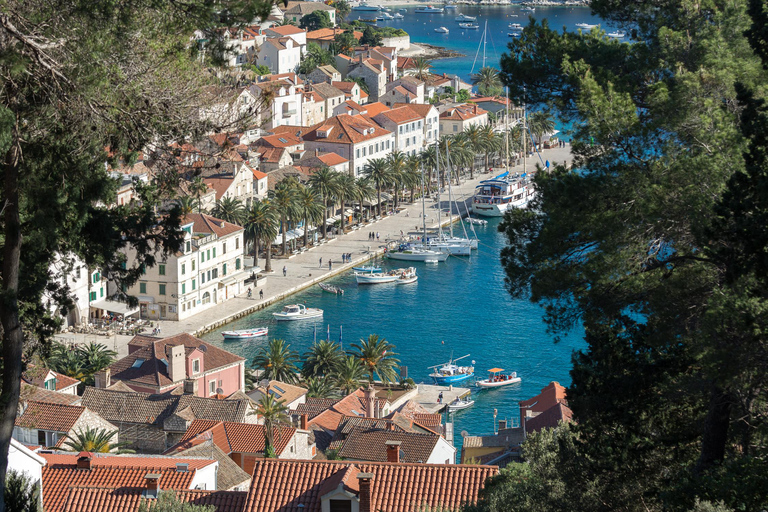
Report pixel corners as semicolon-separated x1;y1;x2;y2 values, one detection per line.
202;292;211;305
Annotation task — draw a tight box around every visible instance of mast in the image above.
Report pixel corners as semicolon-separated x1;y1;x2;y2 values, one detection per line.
505;86;510;171
421;164;428;243
446;140;453;238
436;144;442;237
482;20;487;68
523;86;527;176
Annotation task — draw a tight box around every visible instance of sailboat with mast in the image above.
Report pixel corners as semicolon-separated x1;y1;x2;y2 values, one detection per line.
386;165;449;262
471;87;535;217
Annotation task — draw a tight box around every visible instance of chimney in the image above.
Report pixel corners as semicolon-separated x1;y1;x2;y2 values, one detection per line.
498;419;507;431
94;368;111;388
385;440;401;463
145;473;162;499
168;344;186;383
76;452;93;470
315;148;320;157
364;383;376;418
357;473;374;512
300;413;308;430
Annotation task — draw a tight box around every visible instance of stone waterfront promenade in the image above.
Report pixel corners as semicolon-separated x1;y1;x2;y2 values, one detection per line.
56;146;573;357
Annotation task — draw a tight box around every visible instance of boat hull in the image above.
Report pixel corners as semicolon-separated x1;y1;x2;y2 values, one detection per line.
222;328;268;340
432;372;473;385
471;202;513;217
397;276;418;284
355;273;398;284
386;251;449;262
476;377;522;388
447;400;475;411
273;310;324;321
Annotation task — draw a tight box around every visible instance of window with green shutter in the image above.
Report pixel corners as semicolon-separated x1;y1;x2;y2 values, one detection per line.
182;283;186;294
212;247;216;258
236;259;241;270
222;263;227;276
159;264;166;275
192;279;196;290
159;284;166;295
181;263;186;275
100;287;104;297
89;291;96;301
140;282;147;294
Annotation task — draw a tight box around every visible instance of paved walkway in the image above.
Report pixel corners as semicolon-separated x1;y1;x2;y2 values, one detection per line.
56;145;573;355
415;383;472;414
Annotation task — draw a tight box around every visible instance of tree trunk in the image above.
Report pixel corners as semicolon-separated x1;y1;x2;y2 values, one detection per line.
265;244;273;272
0;142;23;512
303;215;309;247
253;239;260;267
377;186;382;218
281;215;287;255
340;200;345;233
322;200;328;239
696;386;734;474
470;161;475;179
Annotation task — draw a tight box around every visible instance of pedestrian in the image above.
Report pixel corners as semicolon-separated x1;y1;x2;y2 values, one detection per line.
247;287;252;298
283;266;287;277
319;257;322;268
376;232;380;241
329;259;333;270
348;252;352;261
341;253;345;263
157;325;161;335
438;391;444;404
259;289;263;299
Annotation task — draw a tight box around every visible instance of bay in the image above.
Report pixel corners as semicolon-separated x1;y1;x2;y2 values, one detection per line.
201;217;585;452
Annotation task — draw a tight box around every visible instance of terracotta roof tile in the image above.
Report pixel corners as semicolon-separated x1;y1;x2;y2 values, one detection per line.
361;102;389;118
64;488;247;512
283;1;335;14
244;460;498;512
108;333;243;389
20;383;82;406
302;114;391;145
22;365;80;392
171;443;251;491
295;398;339;420
266;25;306;36
394;103;436;118
254;380;307;406
440;103;488;121
311;83;345;100
373;106;420;125
166;419;296;457
42;452;215;512
307;29;363;42
181;213;245;238
15;401;86;439
257;133;304;149
337;428;440;463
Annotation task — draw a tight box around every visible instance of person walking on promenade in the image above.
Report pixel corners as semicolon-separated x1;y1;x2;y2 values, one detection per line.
259;289;263;300
376;232;380;241
283;266;287;277
247;288;252;298
329;259;333;270
319;257;322;268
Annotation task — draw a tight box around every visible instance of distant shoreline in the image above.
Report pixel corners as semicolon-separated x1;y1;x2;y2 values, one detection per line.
400;42;466;60
362;0;590;7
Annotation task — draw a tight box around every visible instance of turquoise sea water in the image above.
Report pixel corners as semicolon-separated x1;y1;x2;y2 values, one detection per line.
349;4;612;82
201;218;585;451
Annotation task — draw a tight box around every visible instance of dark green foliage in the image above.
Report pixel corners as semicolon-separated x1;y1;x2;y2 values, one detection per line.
299;10;333;31
345;77;369;94
361;25;383;46
3;471;39;512
332;30;359;55
298;42;335;75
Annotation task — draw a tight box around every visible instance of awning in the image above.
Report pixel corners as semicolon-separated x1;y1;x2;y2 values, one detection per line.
218;276;238;286
326;215;341;226
273;230;299;245
89;299;140;316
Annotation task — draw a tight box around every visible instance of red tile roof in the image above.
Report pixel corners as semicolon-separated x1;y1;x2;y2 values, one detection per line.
360;102;389;119
108;333;244;389
244;460;498;512
266;25;306;36
64;488;247;512
440;103;488;121
20;383;82;406
166;419;296;457
15;401;85;437
393;103;436;118
519;381;572;433
22;365;80;392
373;106;421;125
302;114;391;145
257;133;304;149
182;212;245;236
204;176;235;200
41;452;215;512
337;429;440;463
306;29;363;42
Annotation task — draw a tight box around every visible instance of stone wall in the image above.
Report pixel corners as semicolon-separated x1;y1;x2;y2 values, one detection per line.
381;35;410;52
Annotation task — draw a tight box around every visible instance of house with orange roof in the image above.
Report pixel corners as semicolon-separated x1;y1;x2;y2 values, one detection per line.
353;46;398;81
63;487;247;512
97;333;246;397
334;52;355;76
307;28;363;51
22;365;79;395
294;149;350;175
248;77;303;129
257;37;302;75
40;451;220;512
309;82;346;121
253;168;268;199
120;213;248;321
254;132;305;172
372;107;425;157
380;76;426;107
332;99;368;118
302;114;394;177
439;103;489;135
201;161;257;211
347;56;388;101
220;25;265;67
519;381;573;435
244;459;497;512
395;103;440;145
307;64;341;84
13;400;118;449
332;80;366;105
165;418;315;473
302;87;326;126
264;24;308;48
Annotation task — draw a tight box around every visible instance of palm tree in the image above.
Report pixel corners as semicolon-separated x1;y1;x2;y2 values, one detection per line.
471;66;503;96
334;173;358;233
189;176;209;213
252;394;291;458
404;155;422;203
251;338;300;384
244;200;279;272
294;185;324;248
527;110;556;146
351;334;400;385
362;158;390;218
62;426;134;453
76;342;117;386
308;167;341;239
269;181;298;255
386;150;406;210
413;57;432;81
421;144;438;193
302;340;344;378
354;177;376;223
460;125;483;179
332;355;366;395
177;196;196;216
333;0;352;24
304;376;335;399
48;344;86;383
479;125;501;172
211;196;246;225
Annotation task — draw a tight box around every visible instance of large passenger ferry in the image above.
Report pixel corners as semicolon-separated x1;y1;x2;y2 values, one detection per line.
471;171;535;217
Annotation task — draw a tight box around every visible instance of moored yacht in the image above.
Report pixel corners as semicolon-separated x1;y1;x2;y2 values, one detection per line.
386;243;449;262
471;172;535;217
415;5;444;13
455;13;477;21
434;26;449;33
352;2;381;11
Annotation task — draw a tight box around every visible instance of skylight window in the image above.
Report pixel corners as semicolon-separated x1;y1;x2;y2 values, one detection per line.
132;358;145;368
278;137;288;143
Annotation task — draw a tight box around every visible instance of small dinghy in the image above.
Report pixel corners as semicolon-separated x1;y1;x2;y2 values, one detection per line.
222;327;268;340
319;283;344;295
476;368;522;388
447;396;475;411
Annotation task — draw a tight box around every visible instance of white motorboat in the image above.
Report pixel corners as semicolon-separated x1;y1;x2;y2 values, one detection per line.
607;31;626;38
393;12;404;19
395;267;418;284
319;283;344;295
459;22;480;29
355;271;399;284
455;13;477;21
576;23;598;29
520;6;535;12
415;5;444;13
466;217;488;226
508;32;521;38
444;3;457;9
352;2;380;11
272;304;323;321
429;354;474;385
508;23;522;29
471;171;535;216
377;12;394;20
221;327;268;340
434;26;449;33
447;396;475;411
386;244;449;262
398;8;407;12
476;368;521;388
352;265;382;273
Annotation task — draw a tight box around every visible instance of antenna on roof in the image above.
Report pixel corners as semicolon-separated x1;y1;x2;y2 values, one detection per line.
216;387;223;395
198;345;208;353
